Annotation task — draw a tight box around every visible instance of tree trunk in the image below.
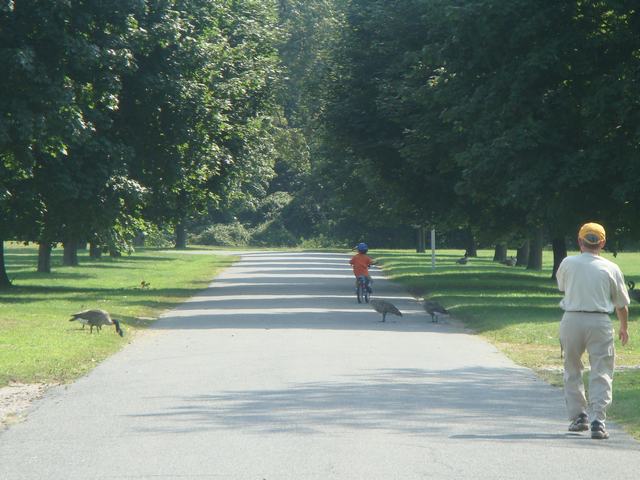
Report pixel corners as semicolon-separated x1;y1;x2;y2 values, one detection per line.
62;240;79;266
89;242;102;259
516;240;530;267
416;227;425;253
527;227;544;270
37;242;52;273
464;228;477;257
493;244;507;262
551;237;567;279
175;222;187;250
0;240;11;288
133;231;145;247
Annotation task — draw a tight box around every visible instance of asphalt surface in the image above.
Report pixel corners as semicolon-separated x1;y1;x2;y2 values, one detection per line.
1;251;639;479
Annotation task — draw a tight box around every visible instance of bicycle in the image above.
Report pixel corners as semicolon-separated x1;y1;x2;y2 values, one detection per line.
356;275;371;304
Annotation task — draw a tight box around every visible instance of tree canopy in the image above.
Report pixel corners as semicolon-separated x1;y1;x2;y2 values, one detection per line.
2;0;640;285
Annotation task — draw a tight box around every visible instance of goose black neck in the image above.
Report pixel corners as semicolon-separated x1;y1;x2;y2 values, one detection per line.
113;319;123;336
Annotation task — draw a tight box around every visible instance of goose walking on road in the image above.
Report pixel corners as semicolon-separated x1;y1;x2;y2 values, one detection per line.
369;299;403;322
423;300;449;323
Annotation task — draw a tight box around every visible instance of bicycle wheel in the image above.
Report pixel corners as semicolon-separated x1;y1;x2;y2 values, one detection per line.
364;285;370;303
356;281;364;303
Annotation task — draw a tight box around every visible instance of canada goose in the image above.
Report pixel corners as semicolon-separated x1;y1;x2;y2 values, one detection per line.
369;298;402;322
70;309;124;336
456;256;468;265
502;257;516;267
423;300;449;323
627;280;640;302
72;317;89;330
140;280;150;289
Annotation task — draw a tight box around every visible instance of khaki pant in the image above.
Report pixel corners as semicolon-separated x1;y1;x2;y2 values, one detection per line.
559;312;615;422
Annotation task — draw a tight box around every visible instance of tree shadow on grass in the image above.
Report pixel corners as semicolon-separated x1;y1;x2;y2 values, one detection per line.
115;254;175;262
8;271;97;282
5;252;175;269
0;285;207;309
394;271;557;296
0;295;51;304
387;265;536;276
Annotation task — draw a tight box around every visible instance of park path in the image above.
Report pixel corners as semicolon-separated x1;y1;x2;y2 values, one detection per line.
1;251;639;479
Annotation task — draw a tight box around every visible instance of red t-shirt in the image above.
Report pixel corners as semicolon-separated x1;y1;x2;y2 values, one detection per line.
350;254;373;277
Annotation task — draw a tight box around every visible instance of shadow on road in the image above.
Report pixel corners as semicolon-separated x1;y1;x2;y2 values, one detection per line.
152;252;449;332
124;366;633;451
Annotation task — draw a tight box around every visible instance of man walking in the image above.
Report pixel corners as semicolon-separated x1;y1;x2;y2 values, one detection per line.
556;222;630;439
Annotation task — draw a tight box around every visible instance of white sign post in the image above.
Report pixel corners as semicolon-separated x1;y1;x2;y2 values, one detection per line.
431;228;436;269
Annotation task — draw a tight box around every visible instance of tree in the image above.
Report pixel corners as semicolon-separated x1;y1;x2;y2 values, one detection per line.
116;0;282;248
0;1;145;271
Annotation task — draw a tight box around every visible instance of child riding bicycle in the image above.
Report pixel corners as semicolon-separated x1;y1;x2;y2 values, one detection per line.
350;243;375;293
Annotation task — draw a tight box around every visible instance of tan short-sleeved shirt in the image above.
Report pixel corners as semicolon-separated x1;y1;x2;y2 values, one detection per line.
556;252;630;313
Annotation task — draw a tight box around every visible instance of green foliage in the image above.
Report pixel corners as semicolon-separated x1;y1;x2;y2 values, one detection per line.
190;215;299;248
191;222;251;247
0;0;144;252
257;191;294;221
140;224;174;248
232;190;293;226
250;218;297;247
4;0;640;265
298;234;343;249
1;0;287;276
287;0;640;249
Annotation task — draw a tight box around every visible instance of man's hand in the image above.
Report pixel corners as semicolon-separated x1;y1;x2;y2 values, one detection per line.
619;328;629;346
615;306;629;346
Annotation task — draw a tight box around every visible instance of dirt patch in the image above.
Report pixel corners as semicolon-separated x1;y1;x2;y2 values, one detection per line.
0;382;55;429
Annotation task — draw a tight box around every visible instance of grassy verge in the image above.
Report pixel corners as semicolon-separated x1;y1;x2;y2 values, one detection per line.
376;248;640;439
0;244;236;387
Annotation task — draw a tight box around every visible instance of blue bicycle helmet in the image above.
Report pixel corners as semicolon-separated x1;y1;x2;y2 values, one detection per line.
356;242;368;253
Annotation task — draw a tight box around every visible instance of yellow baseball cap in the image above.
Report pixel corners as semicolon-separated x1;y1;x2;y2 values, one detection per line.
578;222;606;245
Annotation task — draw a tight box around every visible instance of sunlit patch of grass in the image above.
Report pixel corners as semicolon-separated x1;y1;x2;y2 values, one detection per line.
611;371;640;438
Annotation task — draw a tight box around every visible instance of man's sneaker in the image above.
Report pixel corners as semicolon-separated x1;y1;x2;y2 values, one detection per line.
568;413;589;432
591;420;609;439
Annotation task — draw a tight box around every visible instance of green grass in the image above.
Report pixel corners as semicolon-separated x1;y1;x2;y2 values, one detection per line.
610;370;640;436
0;244;236;386
375;248;640;439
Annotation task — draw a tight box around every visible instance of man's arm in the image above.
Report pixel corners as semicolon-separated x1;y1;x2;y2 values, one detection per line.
556;260;566;292
615;306;629;346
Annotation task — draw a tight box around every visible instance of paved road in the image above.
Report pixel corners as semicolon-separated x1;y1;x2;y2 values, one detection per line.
1;251;639;479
